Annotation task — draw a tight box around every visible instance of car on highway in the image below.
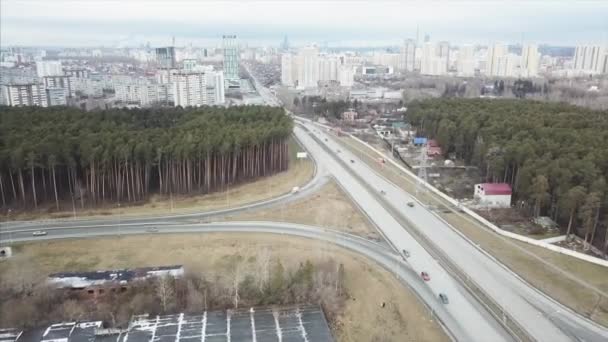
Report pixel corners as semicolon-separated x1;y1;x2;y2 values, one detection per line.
407;202;415;207
380;190;386;195
336;149;341;153
32;230;47;236
350;159;355;163
146;227;159;233
291;186;300;194
402;249;410;258
421;271;430;281
439;293;449;304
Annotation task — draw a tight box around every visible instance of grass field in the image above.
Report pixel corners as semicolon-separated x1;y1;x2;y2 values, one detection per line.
9;137;314;221
1;234;448;342
337;134;608;327
224;180;381;241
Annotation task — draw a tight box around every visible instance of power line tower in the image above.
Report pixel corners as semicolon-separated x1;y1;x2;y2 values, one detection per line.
416;143;428;195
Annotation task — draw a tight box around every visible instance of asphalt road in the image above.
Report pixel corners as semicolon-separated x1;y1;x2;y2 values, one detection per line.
297;119;608;342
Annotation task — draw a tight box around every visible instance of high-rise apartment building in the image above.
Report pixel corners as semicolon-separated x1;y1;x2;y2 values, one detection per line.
420;42;447;75
222;35;240;86
438;41;450;70
521;44;540;77
36;61;63;77
298;46;320;88
486;43;507;76
399;39;416;71
573;45;608;74
173;72;207;107
156;47;176;69
1;83;48;107
43;76;75;98
281;53;296;86
457;45;475;76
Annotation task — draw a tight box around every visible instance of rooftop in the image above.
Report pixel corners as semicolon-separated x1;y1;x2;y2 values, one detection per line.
477;183;513;195
13;305;333;342
48;265;184;288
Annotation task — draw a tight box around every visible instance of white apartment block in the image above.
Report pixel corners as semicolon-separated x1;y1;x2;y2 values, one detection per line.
573;45;608;74
36;61;63;77
46;87;68;106
399;39;416;71
485;43;507;76
1;83;48;107
281;47;354;88
457;45;475;76
173;72;207;107
420;42;448;76
521;44;540;77
43;76;76;97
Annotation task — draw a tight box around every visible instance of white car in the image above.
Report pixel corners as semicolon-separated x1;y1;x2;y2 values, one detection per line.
291;186;300;194
32;230;47;236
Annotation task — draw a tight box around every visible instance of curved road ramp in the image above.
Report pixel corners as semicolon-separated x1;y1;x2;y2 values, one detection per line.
5;305;332;342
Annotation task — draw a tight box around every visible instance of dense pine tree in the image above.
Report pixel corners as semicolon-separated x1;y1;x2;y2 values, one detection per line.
0;105;292;210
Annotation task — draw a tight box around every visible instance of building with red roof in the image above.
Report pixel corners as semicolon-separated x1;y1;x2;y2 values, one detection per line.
474;183;512;207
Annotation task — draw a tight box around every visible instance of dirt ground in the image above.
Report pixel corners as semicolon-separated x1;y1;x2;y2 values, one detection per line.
8;138;314;221
1;234;449;342
337;134;608;327
223;180;381;241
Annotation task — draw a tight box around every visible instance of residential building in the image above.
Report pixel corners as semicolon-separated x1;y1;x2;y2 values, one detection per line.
298;46;320;88
399;39;416;71
573;45;608;74
438;41;450;70
281;53;296;86
43;75;75;97
496;53;521;77
156;47;176;69
486;43;507;76
46;88;68;106
521;44;540;77
36;61;63;77
474;183;512;208
457;44;475;76
1;83;48;107
173;72;207;107
420;42;447;75
338;65;355;87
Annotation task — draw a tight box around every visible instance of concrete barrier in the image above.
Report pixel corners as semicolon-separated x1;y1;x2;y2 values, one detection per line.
296;116;608;268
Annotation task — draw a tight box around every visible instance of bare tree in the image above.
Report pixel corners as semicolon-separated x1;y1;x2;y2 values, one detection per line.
156;275;175;313
255;248;271;291
230;259;247;309
61;299;87;321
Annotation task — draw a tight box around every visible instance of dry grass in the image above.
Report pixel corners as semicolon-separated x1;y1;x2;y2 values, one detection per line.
338;135;608;327
1;234;448;342
223;180;381;240
10;138;314;221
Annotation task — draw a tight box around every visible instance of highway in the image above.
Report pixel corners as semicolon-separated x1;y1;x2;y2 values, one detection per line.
296;119;608;342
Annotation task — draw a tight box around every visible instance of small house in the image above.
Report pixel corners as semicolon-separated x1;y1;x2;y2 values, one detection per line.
474;183;512;207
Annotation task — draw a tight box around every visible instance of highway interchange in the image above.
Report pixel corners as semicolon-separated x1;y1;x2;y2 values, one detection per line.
3;91;608;341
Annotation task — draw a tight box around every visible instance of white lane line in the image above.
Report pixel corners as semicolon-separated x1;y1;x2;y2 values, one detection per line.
273;309;282;342
296;308;308;342
201;311;207;342
250;307;257;342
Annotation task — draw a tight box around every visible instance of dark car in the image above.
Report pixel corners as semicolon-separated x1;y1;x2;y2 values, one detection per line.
439;293;449;304
350;159;355;163
421;271;430;281
402;249;410;258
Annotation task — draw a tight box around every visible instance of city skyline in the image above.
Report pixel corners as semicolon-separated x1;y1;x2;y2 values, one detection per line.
2;0;608;47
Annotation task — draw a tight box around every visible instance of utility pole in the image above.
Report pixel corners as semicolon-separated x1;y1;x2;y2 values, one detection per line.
416;142;428;196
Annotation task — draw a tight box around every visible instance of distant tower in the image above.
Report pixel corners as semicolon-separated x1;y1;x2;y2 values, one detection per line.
424;33;430;43
155;47;176;68
172;36;176;47
416;143;428;194
222;35;240;88
281;35;289;51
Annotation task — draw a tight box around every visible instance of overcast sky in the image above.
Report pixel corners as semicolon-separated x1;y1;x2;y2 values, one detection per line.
2;0;608;48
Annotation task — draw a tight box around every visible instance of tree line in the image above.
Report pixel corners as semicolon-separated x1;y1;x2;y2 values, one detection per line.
406;98;608;253
0;105;292;211
0;256;346;329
